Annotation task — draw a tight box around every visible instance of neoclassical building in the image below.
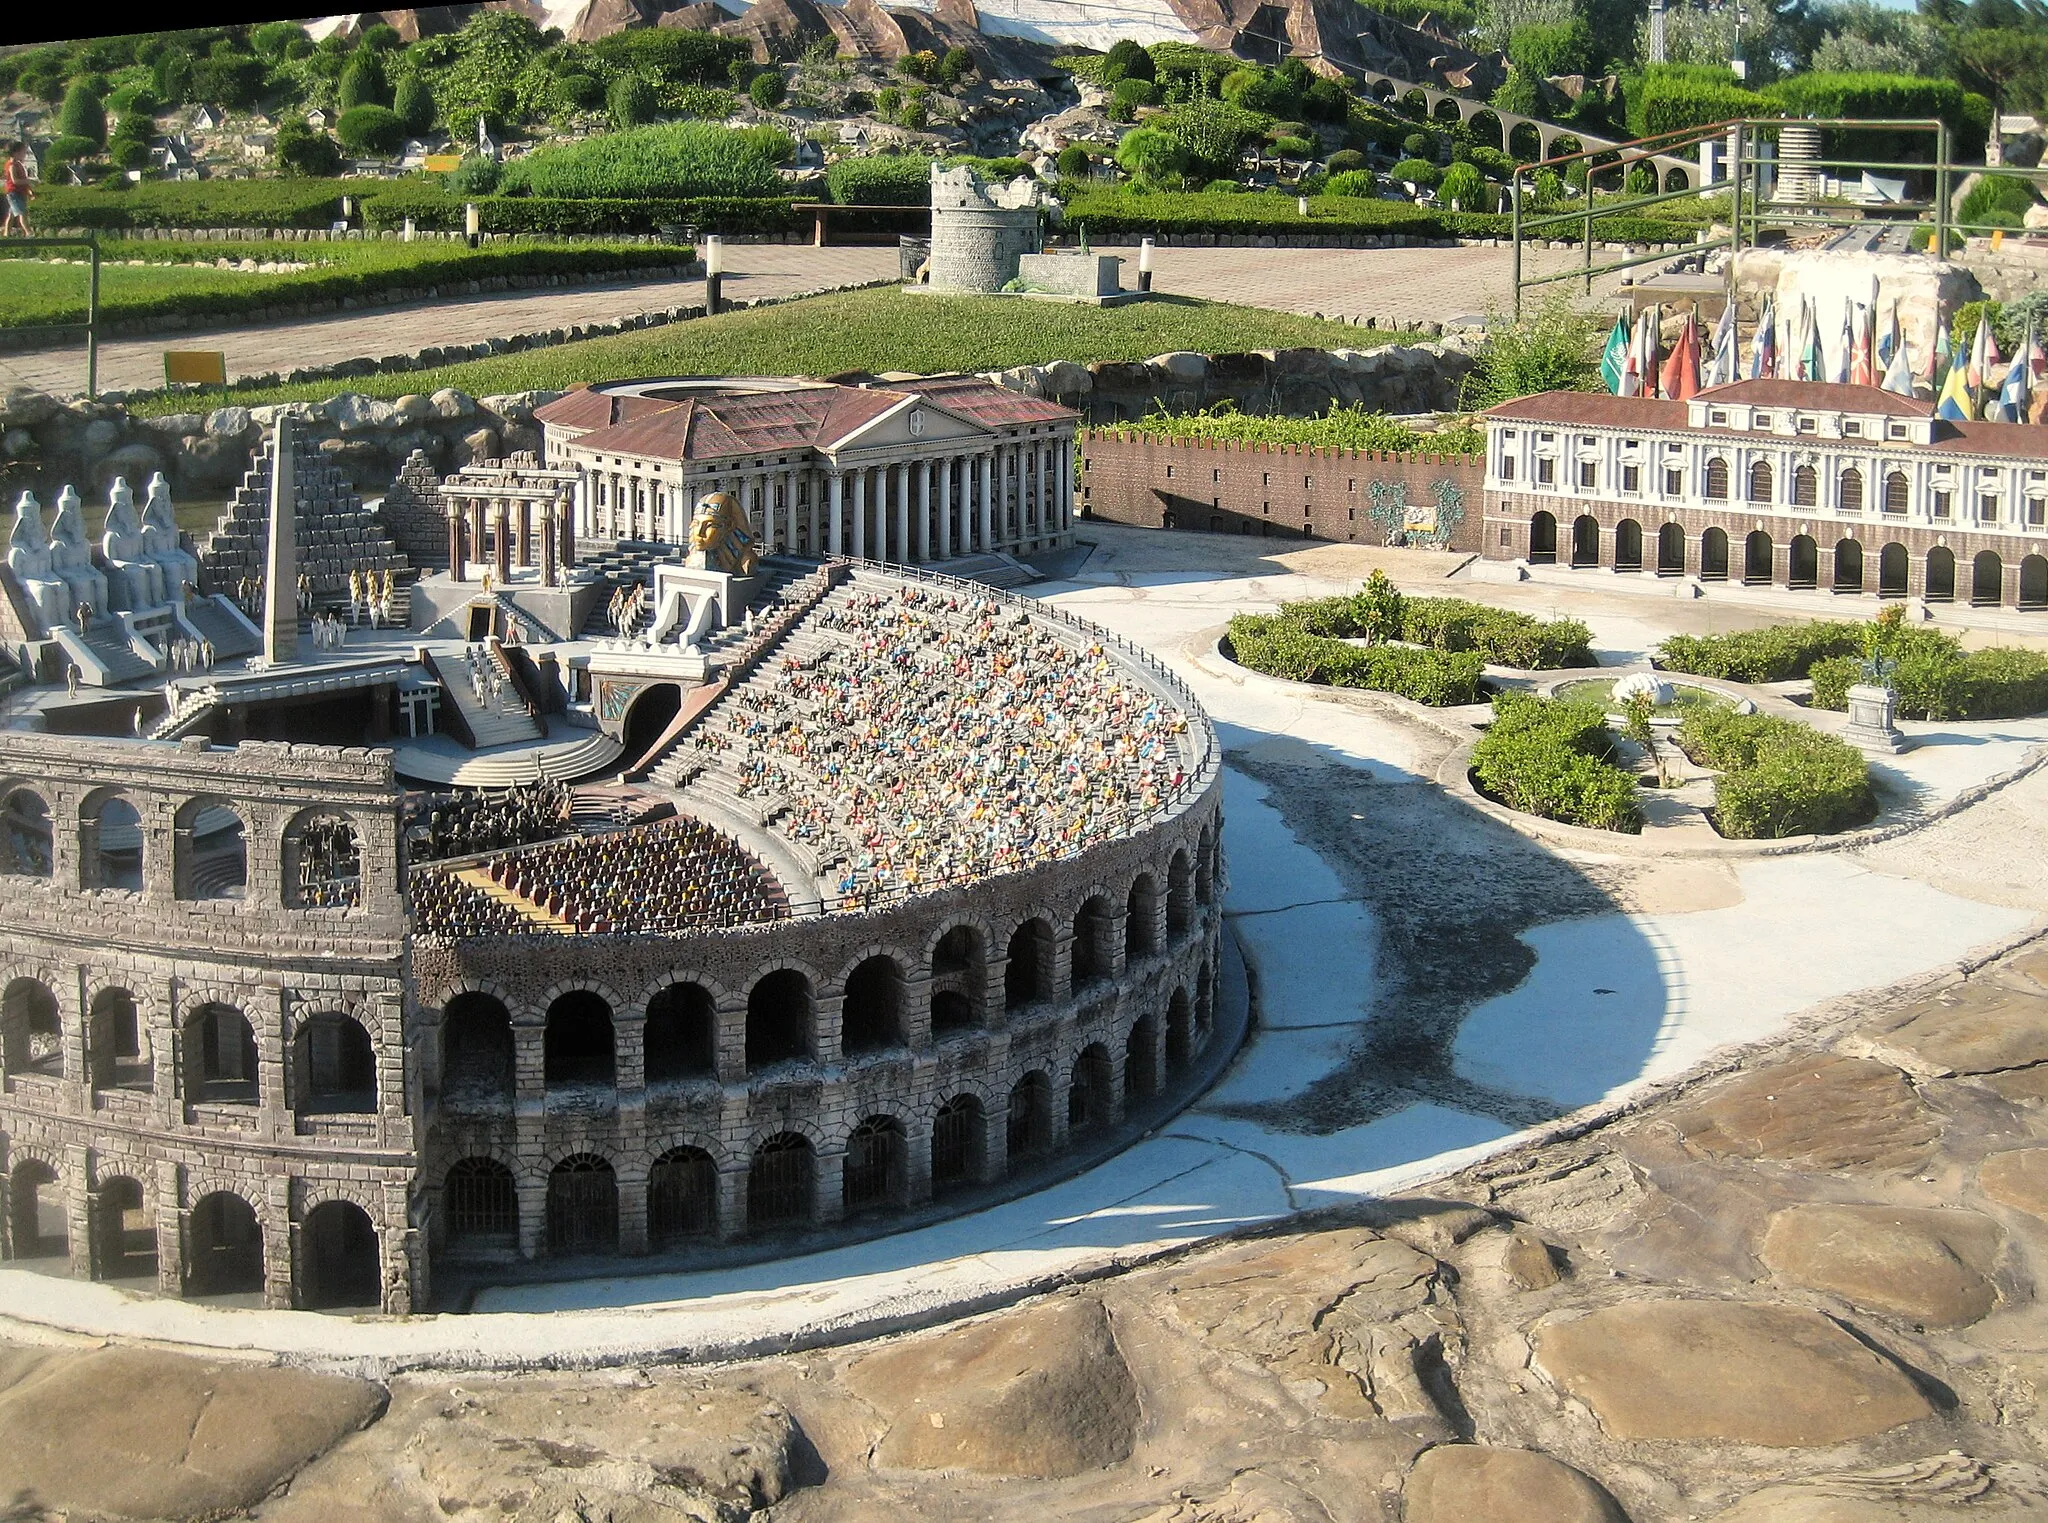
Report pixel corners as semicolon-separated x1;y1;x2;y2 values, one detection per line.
538;376;1081;564
1481;380;2048;608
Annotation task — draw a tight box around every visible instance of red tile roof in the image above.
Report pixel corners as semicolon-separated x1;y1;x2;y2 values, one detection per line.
1483;392;1688;427
1696;378;1933;417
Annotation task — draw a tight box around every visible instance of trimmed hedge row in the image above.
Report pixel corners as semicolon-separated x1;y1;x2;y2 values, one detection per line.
32;178;371;229
1284;591;1593;669
1227;613;1485;705
1471;691;1642;833
1810;641;2048;722
1061;189;1687;246
1656;620;1865;683
1678;708;1873;839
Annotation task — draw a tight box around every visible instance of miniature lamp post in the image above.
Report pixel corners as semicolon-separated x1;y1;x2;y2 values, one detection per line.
1138;237;1155;293
704;234;725;315
1298;194;1310;217
465;201;480;249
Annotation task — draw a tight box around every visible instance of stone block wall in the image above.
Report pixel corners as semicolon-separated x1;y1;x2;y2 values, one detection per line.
1081;430;1486;552
198;437;408;606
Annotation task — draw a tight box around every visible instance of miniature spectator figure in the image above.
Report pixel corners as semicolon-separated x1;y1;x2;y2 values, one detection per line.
1;142;31;238
64;662;78;697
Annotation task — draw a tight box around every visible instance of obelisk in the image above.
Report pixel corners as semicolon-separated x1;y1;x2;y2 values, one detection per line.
263;417;300;665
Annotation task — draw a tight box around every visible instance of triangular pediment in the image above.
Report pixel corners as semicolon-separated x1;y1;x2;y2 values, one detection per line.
827;394;994;453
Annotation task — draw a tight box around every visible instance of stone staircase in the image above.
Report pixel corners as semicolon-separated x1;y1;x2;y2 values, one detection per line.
452;866;572;933
51;619;159;686
578;541;687;638
178;595;260;660
439;646;544;749
149;687;218;741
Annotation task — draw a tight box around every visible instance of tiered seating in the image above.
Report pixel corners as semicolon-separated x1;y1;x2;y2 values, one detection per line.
411;868;533;937
406;780;574;863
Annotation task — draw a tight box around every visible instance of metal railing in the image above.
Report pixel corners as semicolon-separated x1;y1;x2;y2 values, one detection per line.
0;233;101;396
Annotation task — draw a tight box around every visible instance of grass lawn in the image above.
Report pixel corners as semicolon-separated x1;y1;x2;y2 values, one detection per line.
0;238;690;332
1552;677;1733;717
127;288;1417;416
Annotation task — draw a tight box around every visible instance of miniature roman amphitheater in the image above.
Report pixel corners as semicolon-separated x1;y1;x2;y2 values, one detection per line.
0;376;1225;1315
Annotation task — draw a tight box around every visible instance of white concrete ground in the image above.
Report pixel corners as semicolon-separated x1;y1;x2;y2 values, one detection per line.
2;526;2040;1371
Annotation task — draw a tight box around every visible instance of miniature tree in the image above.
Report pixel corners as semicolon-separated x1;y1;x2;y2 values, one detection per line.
1356;570;1404;645
58;81;108;149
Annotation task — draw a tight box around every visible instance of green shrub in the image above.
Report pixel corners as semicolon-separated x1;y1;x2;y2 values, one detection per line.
1439;161;1487;210
1116;128;1188;184
1472;691;1642;832
1110;76;1159;120
1762;72;1988;161
1400;598;1594;668
339;49;389;111
1959;173;2039;232
1324;169;1375;197
827;153;933;205
587;28;749;85
57;82;107;149
608;72;656;130
1271;134;1316;157
46;134;101;167
1325;147;1366;174
1226;613;1486;704
1807;654;1861;712
1056;143;1091;178
359;182;794;234
192;48;266;109
1655;620;1865;683
337;104;405;155
1810;639;2048;721
394;74;436;132
1510;18;1596;80
1402;131;1433;159
748;69;787;109
1112;402;1440;451
1678;708;1871;838
1222;65;1298;116
273;118;343;177
504;121;780;199
1390;158;1441;187
1103;38;1156;84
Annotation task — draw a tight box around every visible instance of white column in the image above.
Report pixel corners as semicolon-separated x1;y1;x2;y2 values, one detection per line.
828;471;843;555
808;471;821;555
978;453;993;551
783;469;797;553
1060;439;1074;534
1029;441;1043;541
937;457;953;559
852;469;867;559
914;460;931;562
891;462;909;565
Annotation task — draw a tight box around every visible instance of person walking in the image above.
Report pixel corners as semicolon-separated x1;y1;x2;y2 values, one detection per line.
1;142;32;237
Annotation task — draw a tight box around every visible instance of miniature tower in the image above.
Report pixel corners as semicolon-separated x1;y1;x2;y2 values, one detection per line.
263;418;300;665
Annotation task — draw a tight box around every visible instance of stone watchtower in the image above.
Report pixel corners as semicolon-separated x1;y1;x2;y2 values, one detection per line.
927;164;1045;294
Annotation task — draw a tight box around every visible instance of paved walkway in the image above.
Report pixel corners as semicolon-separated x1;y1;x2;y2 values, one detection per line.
0;243;1624;399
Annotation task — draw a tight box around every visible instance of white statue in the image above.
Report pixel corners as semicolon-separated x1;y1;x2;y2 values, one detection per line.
47;485;109;616
100;477;167;612
140;474;199;606
6;491;69;632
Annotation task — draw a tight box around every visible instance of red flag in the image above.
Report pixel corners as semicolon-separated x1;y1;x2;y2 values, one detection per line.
1659;314;1702;402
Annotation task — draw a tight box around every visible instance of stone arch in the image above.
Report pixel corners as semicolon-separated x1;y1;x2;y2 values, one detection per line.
93;1174;154;1280
1004;916;1055;1009
1927;545;1956;602
1657;520;1685;575
1167;849;1194;941
1399;87;1429;119
281;807;362;910
1664;164;1690;193
7;1157;65;1260
1125;1011;1159;1101
1834;538;1864;593
1614;518;1643;571
299;1199;380;1310
544;988;616;1090
442;1156;518;1251
1879;541;1910;596
747;967;814;1070
1528;510;1557;563
928;921;987;1035
1167;987;1193;1071
1468;108;1502;150
644;980;717;1082
843;1114;909;1215
1973;550;2004;606
748;1132;815;1231
1369;77;1396;104
183;1001;257;1104
930;1093;986;1197
1508;120;1542;161
1744;530;1774;585
546;1152;619;1256
648;1145;718;1245
841;954;907;1055
292;1009;376;1114
1007;1070;1054;1169
1069;1042;1114;1133
187;1190;263;1296
88;985;149;1092
175;795;246;901
1071;895;1115;989
1789;534;1818;590
1570;514;1600;568
81;788;144;894
1433;95;1461;126
1125;873;1159;960
1;976;62;1079
2021;554;2048;609
2;785;53;879
441;990;514;1110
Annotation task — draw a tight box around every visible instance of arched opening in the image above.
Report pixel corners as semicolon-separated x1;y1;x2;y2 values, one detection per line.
1196;825;1216;905
620;681;683;770
748;1133;814;1231
300;1200;380;1310
1125;874;1158;960
841;956;906;1055
1656;521;1685;575
1433;96;1460;125
1880;542;1910;596
1834;539;1864;593
1004;918;1053;1009
1743;530;1774;585
1527;510;1557;563
1614;518;1643;571
1789;534;1818;589
1125;1013;1158;1101
1665;165;1690;193
930;925;985;1035
1068;1043;1113;1134
747;970;812;1070
1166;989;1193;1071
177;798;246;901
184;1002;257;1105
1792;464;1818;507
931;1094;985;1196
1399;87;1429;120
2;978;62;1079
543;990;615;1091
2021;554;2048;610
7;1160;64;1260
94;1176;154;1280
1747;459;1773;504
1570;514;1600;567
648;1146;718;1245
1;789;52;879
1700;527;1729;580
1927;545;1956;602
1469;109;1503;150
441;992;513;1109
1508;121;1541;161
1973;550;2004;606
1839;467;1864;514
843;1115;908;1215
1007;1072;1053;1168
546;1153;618;1257
1071;897;1113;988
186;1191;262;1296
87;795;143;893
1884;471;1910;515
645;982;716;1082
1704;458;1730;500
294;1015;375;1114
443;1157;518;1252
1198;965;1215;1045
89;987;148;1092
286;811;361;909
1167;850;1194;941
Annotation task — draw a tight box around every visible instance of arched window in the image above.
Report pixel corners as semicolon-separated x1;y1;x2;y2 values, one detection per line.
286;812;360;909
1068;1044;1113;1133
293;1014;375;1114
1883;471;1910;515
1196;825;1216;906
441;992;513;1110
1005;920;1052;1009
2;978;62;1079
546;1153;618;1257
1125;874;1158;960
187;1191;262;1296
1071;897;1113;988
1879;542;1910;596
85;794;143;893
1927;545;1957;602
1974;550;2005;606
648;1147;718;1245
1788;534;1818;590
1747;459;1774;503
184;1002;257;1105
1793;464;1818;506
929;926;985;1035
1166;989;1193;1072
1834;539;1864;594
89;987;148;1092
843;1116;907;1214
1704;458;1730;499
1744;530;1774;585
746;970;812;1070
1167;851;1194;941
841;956;906;1055
1838;467;1864;513
748;1133;814;1231
176;798;245;901
645;982;716;1082
300;1200;380;1310
544;990;615;1091
1527;511;1557;564
930;1094;985;1196
7;1159;64;1260
443;1157;517;1249
1007;1072;1053;1168
93;1175;154;1280
1656;521;1685;575
2;789;52;879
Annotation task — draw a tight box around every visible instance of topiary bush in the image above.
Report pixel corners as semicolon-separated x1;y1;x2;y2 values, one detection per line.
1810;639;2048;721
337;105;405;156
1471;691;1643;832
608;72;656;131
1390;158;1441;188
827;152;933;205
1677;708;1872;839
1400;598;1594;668
1402;131;1434;160
1325;147;1366;175
1226;613;1485;705
748;69;787;109
1655;621;1865;683
57;82;107;149
1110;76;1159;120
1056;143;1091;178
1324;169;1376;197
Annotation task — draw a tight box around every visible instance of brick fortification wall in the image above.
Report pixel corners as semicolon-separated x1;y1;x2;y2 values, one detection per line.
1079;431;1487;553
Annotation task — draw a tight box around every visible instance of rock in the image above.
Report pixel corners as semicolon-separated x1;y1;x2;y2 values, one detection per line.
1760;1205;2001;1327
138;412;201;437
1666;1055;1941;1173
93;443;166;493
0;1347;384;1520
2;428;32;459
1040;359;1093;394
1404;1446;1628;1523
321;393;400;434
1149;351;1209;380
1979;1148;2048;1221
1704;1452;2028;1521
429;387;476;420
455;426;500;466
1873;984;2048;1077
81;418;122;456
0;387;58;427
846;1295;1138;1478
1357;1197;1498;1258
391;393;434;425
1534;1301;1935;1445
1502;1230;1563;1291
204;405;253;438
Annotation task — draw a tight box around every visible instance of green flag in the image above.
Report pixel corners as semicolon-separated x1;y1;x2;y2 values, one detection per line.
1600;315;1629;394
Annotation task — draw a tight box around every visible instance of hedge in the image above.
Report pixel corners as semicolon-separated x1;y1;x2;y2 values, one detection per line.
1471;691;1643;832
1062;188;1687;246
1811;640;2048;721
1226;613;1485;705
1677;707;1872;839
358;183;798;235
30;178;368;229
828;154;935;206
500;121;782;200
1655;620;1865;683
1274;591;1592;669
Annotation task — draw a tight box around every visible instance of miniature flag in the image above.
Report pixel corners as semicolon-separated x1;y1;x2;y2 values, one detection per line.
1660;311;1702;401
1850;302;1876;387
1799;298;1824;382
1601;314;1631;395
1636;306;1662;398
1930;314;1951;392
1881;320;1916;397
1708;301;1738;387
1831;301;1853;384
1748;294;1776;380
1878;301;1900;367
2029;326;2048;424
1936;339;1975;421
1996;348;2029;421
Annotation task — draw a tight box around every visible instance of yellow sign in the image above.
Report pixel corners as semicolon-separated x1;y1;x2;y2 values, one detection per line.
1992;228;2007;251
424;154;462;174
163;350;228;386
